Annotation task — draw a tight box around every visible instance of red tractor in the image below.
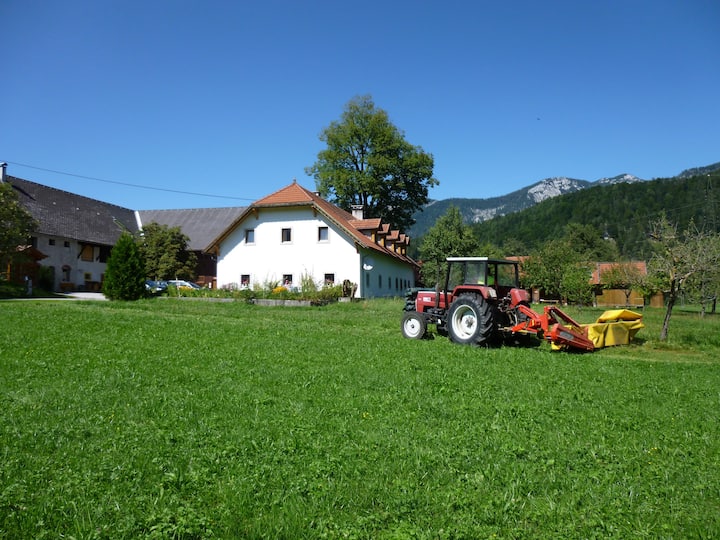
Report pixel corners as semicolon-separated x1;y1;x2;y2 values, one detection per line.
402;257;595;351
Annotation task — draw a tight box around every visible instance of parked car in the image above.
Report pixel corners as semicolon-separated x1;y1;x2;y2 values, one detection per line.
167;280;202;290
145;280;168;294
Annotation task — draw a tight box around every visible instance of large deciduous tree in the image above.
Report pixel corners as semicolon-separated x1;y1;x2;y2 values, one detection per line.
418;206;480;288
522;224;616;305
306;95;438;232
0;182;38;277
137;222;197;281
522;238;593;305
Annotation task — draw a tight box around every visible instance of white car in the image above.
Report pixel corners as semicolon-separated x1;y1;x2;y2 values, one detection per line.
167;280;202;290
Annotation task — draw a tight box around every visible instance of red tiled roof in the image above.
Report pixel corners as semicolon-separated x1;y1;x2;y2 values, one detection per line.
590;261;647;285
254;180;316;206
349;218;382;230
206;181;417;267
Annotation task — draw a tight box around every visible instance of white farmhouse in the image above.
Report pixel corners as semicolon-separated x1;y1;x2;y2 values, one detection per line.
206;180;418;298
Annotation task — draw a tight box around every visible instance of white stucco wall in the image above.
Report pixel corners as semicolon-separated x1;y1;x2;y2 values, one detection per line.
217;207;361;292
34;233;108;291
358;249;415;298
216;207;415;297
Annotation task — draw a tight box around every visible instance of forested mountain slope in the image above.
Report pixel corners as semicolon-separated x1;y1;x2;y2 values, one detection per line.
471;172;720;259
410;174;645;238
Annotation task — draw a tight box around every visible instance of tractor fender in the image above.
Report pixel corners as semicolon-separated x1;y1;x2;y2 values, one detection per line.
509;288;531;308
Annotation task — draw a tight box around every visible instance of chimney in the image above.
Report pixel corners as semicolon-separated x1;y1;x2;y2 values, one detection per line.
0;162;6;183
351;204;364;220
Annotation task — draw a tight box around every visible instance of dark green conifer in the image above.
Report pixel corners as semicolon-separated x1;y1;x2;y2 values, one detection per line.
103;232;146;301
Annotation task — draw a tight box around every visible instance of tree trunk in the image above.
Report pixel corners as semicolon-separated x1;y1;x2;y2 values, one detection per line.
660;283;677;341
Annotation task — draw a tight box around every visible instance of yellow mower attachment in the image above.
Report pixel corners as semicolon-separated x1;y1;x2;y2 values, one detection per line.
583;309;644;348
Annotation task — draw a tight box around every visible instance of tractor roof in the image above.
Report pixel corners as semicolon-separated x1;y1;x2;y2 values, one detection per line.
446;257;517;264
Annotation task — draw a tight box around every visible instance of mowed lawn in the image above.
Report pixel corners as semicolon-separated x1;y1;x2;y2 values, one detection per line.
1;298;719;539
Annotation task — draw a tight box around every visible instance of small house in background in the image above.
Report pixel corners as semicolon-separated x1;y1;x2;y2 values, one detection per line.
206;180;418;298
591;261;664;308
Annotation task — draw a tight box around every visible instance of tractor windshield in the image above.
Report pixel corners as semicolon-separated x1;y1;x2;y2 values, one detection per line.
446;259;519;291
447;260;485;289
494;262;518;288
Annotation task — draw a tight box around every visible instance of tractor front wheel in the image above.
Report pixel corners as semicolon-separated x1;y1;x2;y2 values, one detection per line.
401;311;427;339
447;293;495;346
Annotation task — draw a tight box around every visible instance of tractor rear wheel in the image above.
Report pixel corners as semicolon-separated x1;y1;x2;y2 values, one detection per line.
447;293;495;346
401;311;427;339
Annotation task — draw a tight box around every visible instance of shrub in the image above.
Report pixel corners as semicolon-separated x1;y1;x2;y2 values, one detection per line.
103;232;146;301
37;265;54;291
0;279;25;298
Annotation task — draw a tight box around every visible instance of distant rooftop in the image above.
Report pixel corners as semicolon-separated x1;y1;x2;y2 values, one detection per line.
9;176;139;246
137;207;246;251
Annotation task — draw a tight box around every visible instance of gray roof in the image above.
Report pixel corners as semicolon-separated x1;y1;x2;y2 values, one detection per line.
9;176;139;246
137;207;246;251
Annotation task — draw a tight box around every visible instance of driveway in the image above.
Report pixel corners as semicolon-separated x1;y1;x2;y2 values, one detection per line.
2;292;108;301
63;292;108;300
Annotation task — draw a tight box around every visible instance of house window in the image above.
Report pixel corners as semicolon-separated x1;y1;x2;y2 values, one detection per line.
366;273;370;287
62;265;71;282
282;274;293;287
318;226;329;242
98;245;111;263
80;244;93;262
388;277;391;289
240;274;250;288
245;229;255;244
378;274;382;289
281;228;292;243
64;241;70;248
49;238;56;246
324;273;335;285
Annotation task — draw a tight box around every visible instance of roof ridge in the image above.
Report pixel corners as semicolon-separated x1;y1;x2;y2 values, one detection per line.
9;175;135;212
254;180;314;205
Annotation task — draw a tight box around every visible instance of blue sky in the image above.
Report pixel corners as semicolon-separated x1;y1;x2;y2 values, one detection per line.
1;0;718;211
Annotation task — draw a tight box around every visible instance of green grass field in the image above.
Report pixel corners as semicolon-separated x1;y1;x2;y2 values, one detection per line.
1;299;718;539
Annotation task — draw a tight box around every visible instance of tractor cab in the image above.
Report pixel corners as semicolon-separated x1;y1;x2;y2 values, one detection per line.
446;257;519;298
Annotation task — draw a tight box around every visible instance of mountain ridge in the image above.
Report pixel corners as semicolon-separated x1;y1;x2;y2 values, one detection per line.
410;162;720;238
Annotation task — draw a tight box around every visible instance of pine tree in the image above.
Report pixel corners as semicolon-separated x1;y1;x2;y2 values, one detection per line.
103;232;146;301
